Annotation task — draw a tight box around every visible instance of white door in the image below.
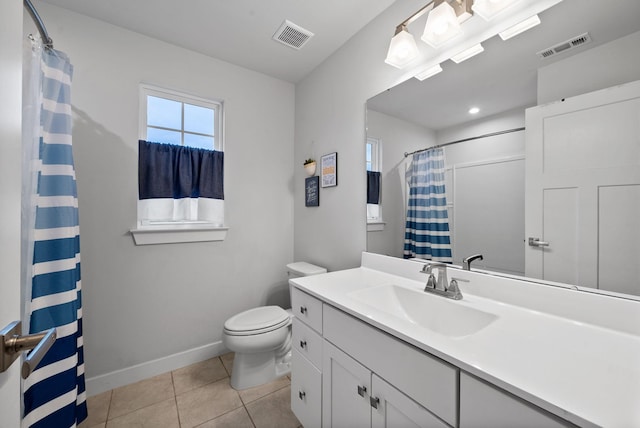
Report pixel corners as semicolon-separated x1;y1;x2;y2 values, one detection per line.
525;79;640;295
322;341;371;428
371;374;448;428
1;0;24;425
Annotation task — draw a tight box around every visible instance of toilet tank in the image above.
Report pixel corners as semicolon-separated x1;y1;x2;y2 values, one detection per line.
286;262;327;278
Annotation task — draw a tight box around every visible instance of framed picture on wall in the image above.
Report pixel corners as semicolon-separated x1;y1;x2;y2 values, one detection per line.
305;176;319;207
321;152;338;188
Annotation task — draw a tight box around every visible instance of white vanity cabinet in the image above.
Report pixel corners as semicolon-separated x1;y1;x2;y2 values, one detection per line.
322;305;458;427
459;373;574;428
323;340;450;428
291;285;577;428
290;288;323;428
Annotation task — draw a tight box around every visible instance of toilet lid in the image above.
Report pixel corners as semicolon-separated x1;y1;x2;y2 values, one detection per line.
224;306;290;336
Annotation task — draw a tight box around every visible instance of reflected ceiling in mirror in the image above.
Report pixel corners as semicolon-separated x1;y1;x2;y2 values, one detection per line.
368;0;640;131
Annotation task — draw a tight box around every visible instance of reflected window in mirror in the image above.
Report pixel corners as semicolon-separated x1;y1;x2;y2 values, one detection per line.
366;137;384;229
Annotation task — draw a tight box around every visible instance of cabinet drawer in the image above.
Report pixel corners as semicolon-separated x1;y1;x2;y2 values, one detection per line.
292;317;323;369
291;349;322;428
460;372;573;428
323;304;458;427
291;287;323;333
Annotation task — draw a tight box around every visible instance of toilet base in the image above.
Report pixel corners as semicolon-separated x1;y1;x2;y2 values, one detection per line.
230;350;291;390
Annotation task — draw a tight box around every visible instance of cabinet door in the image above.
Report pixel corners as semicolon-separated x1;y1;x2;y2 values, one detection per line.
371;374;450;428
460;372;573;428
291;349;322;428
322;341;371;428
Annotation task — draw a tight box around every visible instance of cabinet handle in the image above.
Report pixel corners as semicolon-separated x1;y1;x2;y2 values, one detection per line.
300;306;307;314
357;385;367;397
299;340;307;349
370;396;380;409
299;390;306;400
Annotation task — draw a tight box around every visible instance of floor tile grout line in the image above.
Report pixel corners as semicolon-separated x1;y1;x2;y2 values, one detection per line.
170;370;183;428
244;402;258;428
239;381;292;407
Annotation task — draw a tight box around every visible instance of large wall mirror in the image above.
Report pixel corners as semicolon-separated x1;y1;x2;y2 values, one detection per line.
366;0;640;298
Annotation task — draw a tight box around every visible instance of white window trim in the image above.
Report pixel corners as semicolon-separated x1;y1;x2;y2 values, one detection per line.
131;84;227;245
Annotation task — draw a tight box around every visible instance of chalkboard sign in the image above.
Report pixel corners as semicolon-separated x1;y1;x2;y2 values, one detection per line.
305;176;319;207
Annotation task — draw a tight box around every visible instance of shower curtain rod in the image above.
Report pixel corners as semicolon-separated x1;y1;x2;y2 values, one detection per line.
404;127;525;158
24;0;53;49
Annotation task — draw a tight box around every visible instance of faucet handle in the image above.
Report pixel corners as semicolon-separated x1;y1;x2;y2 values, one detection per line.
420;264;432;274
447;277;468;300
420;261;446;273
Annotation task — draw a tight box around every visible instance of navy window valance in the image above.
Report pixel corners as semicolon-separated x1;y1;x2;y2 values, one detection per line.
367;171;381;205
138;140;224;200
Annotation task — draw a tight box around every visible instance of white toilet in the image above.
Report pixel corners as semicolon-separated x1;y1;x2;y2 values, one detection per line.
223;262;326;390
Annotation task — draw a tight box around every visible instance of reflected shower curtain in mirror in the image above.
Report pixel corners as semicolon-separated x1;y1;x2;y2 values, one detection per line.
22;39;87;427
403;148;452;262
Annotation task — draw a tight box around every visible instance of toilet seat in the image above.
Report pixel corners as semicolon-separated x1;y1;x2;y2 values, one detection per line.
224;306;290;336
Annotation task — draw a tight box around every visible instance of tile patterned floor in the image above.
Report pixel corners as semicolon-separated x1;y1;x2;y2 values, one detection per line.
79;353;301;428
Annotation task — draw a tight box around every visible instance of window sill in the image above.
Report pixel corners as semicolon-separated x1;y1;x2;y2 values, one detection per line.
130;224;228;245
367;220;385;232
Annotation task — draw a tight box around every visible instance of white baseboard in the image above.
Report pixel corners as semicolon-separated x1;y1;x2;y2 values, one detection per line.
85;341;229;397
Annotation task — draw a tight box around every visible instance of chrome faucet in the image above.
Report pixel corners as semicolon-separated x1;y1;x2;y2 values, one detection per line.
420;262;463;300
463;254;483;271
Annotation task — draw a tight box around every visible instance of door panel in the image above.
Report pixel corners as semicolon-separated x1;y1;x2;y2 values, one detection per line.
542;188;579;285
371;374;448;428
322;341;370;428
598;185;640;294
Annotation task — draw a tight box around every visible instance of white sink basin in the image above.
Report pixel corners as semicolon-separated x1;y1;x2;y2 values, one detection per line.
348;284;498;337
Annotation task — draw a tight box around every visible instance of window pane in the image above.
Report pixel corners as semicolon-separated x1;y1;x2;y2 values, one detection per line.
184;103;214;136
184;133;214;150
147;127;181;145
366;144;372;162
147;96;182;130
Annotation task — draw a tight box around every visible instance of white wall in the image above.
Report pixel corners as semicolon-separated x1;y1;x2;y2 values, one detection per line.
0;0;24;423
29;2;295;394
294;0;419;271
537;31;640;104
366;110;435;258
438;109;526;274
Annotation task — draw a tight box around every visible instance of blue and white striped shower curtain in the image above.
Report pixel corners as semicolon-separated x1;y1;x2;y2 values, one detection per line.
403;148;452;262
22;46;87;427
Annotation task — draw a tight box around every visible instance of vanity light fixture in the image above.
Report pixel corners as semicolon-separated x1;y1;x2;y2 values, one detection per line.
472;0;519;20
451;43;484;63
386;0;563;76
385;0;474;69
422;0;463;48
384;26;421;68
414;63;443;80
499;14;541;40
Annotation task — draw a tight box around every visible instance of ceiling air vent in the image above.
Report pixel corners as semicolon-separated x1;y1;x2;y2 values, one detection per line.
537;32;592;59
272;20;314;50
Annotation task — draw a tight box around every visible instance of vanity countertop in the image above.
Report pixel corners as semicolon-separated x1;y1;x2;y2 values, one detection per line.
289;253;640;428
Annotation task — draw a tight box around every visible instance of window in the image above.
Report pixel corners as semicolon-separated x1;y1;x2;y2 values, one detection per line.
141;84;223;151
131;85;227;245
366;137;379;172
366;137;383;228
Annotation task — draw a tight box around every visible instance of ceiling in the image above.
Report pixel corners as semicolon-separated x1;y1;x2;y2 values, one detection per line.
367;0;640;130
38;0;396;83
